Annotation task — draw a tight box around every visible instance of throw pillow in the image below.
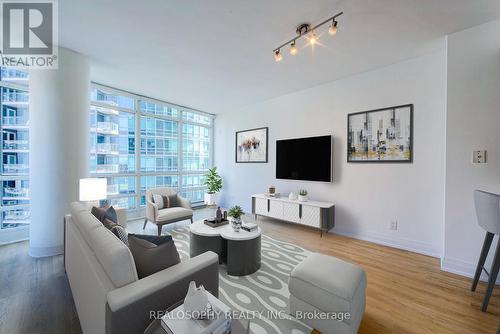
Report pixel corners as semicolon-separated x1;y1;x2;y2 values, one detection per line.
163;194;178;208
152;194;165;209
110;224;129;247
104;206;118;224
91;205;108;222
91;205;117;225
128;234;180;278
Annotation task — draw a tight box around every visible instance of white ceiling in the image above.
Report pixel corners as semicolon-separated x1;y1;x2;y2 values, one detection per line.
59;0;500;114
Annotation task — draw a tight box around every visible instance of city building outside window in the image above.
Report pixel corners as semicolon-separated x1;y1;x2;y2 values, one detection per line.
0;67;30;244
90;84;214;218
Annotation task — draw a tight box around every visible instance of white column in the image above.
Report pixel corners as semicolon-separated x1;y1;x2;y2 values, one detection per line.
29;48;90;257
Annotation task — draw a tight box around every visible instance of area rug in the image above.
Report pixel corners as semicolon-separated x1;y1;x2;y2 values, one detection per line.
170;227;313;334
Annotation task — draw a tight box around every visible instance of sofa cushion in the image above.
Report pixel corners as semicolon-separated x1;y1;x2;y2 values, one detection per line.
71;203;104;246
157;207;192;222
128;234;180;278
88;225;138;288
289;253;366;319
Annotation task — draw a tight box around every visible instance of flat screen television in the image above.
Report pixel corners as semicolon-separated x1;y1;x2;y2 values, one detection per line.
276;135;332;182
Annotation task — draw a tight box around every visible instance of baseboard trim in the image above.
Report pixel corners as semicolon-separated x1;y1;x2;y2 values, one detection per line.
29;244;64;258
332;228;441;258
441;256;500;284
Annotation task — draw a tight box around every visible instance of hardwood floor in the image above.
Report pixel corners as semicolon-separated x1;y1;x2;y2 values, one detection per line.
0;241;80;334
252;215;500;334
1;208;499;333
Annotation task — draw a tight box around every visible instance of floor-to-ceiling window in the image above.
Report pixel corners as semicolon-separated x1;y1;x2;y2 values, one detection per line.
0;68;30;244
90;84;214;218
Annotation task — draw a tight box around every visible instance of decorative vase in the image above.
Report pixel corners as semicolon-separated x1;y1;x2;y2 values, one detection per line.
184;281;209;316
298;195;308;202
288;192;297;200
216;206;222;223
231;217;242;232
204;192;216;206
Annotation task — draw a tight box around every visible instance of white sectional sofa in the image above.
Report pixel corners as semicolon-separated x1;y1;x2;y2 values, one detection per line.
64;201;219;334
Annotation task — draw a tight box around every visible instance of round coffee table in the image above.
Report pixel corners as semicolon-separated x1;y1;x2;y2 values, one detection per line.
190;221;261;276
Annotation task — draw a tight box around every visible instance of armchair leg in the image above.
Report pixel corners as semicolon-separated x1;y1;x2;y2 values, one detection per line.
157;225;162;236
143;219;148;229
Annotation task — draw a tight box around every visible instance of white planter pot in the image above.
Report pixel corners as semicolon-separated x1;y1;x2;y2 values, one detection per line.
204;192;217;206
230;217;242;232
298;195;308;202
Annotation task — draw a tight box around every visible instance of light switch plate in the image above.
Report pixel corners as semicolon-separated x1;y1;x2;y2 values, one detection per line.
473;150;487;164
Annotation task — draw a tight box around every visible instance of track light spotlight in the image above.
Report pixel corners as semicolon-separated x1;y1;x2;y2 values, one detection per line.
290;41;297;55
309;32;318;45
274;49;283;62
328;20;338;35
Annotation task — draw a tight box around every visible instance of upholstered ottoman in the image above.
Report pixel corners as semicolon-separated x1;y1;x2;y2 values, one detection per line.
288;253;366;334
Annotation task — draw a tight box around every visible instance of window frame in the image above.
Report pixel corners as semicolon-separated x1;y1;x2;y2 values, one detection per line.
90;83;215;219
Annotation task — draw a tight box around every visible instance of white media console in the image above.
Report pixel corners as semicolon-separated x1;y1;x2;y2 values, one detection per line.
251;194;335;236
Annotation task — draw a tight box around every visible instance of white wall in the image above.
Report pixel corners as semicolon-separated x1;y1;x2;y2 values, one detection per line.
442;20;500;277
215;47;447;257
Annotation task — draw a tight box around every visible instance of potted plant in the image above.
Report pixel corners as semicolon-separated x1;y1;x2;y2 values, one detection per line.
228;205;244;232
298;189;308;202
203;167;222;206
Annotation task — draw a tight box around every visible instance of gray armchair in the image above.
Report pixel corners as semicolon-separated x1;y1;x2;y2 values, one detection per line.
144;187;194;235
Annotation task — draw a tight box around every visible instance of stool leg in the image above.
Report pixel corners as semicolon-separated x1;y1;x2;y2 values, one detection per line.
482;239;500;312
472;232;494;291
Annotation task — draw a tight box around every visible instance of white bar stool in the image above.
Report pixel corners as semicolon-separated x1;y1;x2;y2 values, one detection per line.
471;190;500;312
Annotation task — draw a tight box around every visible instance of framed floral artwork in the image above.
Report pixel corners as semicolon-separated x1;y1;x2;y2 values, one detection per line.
235;127;268;163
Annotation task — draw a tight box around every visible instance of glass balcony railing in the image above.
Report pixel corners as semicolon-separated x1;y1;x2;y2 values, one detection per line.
96;164;119;173
96;143;119;155
2;116;29;126
107;184;119;195
3;164;29;174
3;209;30;222
1;68;29;80
4;187;29;198
96;122;119;135
2;92;29;103
3;140;29;150
91;105;119;116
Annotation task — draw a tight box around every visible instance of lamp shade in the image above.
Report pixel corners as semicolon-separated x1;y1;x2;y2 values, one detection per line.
79;178;107;201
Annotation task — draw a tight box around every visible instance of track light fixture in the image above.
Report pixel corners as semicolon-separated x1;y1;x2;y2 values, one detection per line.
274;49;283;62
309;32;318;45
290;41;297;55
328;19;338;35
273;11;343;62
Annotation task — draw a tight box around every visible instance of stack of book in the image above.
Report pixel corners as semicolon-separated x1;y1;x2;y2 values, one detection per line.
161;293;231;334
241;222;258;232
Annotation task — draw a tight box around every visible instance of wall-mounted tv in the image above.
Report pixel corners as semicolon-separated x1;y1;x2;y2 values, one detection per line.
276;135;332;182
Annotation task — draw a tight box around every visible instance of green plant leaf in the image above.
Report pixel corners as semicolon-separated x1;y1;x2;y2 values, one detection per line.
203;167;222;194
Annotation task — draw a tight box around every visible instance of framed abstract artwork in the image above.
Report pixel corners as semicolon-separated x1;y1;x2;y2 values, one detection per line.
347;104;413;163
235;127;268;163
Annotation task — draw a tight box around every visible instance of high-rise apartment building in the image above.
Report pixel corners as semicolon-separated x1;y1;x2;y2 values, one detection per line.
0;68;30;243
90;84;212;218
